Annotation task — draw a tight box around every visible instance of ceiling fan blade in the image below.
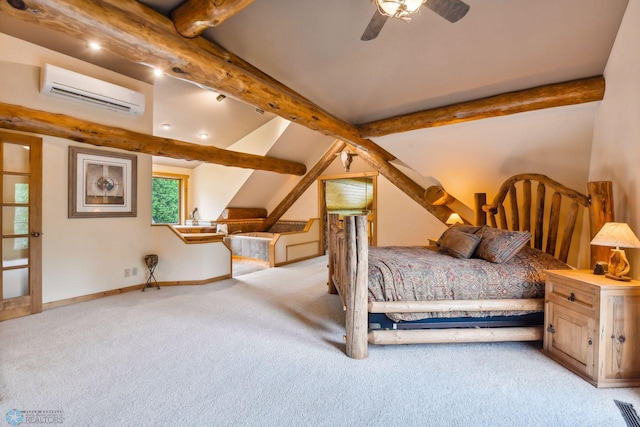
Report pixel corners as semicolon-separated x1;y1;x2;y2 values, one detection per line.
361;11;388;41
425;0;470;23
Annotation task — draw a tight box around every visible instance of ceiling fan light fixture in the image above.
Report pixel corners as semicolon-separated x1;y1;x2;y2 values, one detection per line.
376;0;425;21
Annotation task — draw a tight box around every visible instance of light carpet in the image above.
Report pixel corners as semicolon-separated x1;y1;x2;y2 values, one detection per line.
1;255;639;426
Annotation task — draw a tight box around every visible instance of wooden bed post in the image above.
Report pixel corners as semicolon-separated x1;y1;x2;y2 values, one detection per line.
344;215;368;359
588;181;614;269
327;214;338;294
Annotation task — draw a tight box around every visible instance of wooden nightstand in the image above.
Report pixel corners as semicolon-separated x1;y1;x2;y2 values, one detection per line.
543;270;640;388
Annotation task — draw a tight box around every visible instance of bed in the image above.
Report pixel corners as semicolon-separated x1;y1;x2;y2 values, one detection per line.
327;174;613;359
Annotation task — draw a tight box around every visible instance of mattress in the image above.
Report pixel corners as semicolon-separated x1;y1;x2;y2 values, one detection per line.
367;245;570;322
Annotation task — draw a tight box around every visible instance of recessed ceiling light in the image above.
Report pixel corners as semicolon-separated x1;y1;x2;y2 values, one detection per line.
153;68;163;77
161;123;171;130
88;41;101;51
199;132;209;139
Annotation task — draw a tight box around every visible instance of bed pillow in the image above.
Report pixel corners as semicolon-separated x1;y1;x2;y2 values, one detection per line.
473;227;531;264
436;224;483;247
439;230;482;259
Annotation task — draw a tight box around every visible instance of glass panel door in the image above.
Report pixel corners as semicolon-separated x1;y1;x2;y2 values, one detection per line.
0;131;42;321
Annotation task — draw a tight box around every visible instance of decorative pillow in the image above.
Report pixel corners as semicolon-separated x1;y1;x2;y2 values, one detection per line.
436;224;483;247
216;223;229;236
473;227;531;264
439;230;482;259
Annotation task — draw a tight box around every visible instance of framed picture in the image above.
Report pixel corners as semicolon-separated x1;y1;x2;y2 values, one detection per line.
68;146;137;218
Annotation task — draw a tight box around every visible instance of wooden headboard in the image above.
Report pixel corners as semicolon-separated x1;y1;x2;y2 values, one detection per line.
473;173;613;266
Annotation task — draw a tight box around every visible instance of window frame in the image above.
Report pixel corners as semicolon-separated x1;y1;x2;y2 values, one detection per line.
151;172;189;225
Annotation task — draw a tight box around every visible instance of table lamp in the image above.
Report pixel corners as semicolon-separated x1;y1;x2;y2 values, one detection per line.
446;213;464;226
590;222;640;281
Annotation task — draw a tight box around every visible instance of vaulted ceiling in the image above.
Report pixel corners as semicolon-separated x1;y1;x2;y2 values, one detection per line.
0;0;630;168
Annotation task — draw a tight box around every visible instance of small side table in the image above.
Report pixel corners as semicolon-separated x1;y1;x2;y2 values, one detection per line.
543;269;640;388
142;254;160;291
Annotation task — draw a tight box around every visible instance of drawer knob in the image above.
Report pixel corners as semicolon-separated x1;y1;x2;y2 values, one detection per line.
588;339;593;345
568;293;576;302
547;324;555;334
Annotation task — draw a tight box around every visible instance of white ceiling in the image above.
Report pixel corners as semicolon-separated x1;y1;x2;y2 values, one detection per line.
195;0;628;125
0;0;630;161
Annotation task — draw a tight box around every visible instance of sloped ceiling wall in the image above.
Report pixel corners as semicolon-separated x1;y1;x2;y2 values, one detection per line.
192;117;292;220
227;122;334;210
373;103;598;208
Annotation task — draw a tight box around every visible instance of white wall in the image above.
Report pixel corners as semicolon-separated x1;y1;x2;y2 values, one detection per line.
1;34;230;303
589;0;640;277
0;34;153;133
374;103;597;210
151;227;231;283
41;137;155;302
192;117;291;220
0;34;156;303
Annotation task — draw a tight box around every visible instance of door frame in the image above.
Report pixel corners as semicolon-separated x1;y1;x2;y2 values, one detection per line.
0;130;42;321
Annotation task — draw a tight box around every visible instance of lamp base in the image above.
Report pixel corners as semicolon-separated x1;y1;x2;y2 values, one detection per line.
605;273;632;282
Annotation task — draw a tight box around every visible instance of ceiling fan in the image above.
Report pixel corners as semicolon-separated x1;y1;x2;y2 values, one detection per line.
361;0;470;41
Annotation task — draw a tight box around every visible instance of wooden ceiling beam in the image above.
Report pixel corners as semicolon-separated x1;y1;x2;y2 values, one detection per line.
0;0;391;158
347;144;455;223
357;76;605;138
172;0;256;38
261;139;347;231
0;103;307;175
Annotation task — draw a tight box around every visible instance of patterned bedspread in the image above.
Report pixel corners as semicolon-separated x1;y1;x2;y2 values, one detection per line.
368;245;571;322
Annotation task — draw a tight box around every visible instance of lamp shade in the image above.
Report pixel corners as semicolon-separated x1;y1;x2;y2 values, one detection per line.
590;222;640;249
446;213;464;225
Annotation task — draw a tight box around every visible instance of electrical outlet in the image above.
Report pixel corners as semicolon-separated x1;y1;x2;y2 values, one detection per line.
124;268;131;278
132;267;138;276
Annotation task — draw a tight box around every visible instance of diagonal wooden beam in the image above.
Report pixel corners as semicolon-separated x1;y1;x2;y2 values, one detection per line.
0;102;307;175
357;76;605;138
348;143;455;223
172;0;256;38
261;139;347;231
0;0;391;157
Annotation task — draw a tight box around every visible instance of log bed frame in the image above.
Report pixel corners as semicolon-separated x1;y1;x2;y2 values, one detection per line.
327;174;613;359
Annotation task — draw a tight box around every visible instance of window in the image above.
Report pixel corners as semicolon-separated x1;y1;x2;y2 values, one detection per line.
151;173;188;224
319;172;377;247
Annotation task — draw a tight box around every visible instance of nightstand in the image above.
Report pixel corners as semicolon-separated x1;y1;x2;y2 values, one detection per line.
543;270;640;388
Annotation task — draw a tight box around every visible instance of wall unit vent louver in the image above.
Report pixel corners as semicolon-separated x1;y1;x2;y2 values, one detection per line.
40;64;145;116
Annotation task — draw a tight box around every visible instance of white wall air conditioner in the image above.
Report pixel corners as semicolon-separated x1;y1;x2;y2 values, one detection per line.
40;64;145;116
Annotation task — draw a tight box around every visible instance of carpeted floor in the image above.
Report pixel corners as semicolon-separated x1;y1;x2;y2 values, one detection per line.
1;255;639;426
232;256;269;277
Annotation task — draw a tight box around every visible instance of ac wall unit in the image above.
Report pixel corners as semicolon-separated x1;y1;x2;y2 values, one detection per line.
40;64;145;116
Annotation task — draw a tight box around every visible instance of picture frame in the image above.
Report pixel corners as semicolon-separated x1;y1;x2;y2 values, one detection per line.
68;146;137;218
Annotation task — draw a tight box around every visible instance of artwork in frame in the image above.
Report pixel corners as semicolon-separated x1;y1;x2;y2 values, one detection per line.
68;146;137;218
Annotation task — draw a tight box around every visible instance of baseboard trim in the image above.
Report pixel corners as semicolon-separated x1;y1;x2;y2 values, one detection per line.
43;274;233;311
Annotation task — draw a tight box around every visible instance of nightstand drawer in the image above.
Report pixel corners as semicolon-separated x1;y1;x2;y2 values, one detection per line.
547;280;597;314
